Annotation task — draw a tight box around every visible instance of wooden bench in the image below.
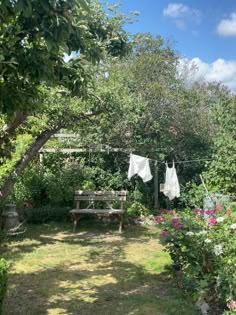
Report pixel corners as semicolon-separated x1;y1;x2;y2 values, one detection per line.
69;190;128;233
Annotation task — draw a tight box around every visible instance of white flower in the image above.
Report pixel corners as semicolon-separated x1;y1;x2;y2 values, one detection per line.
216;217;224;223
186;231;194;236
197;230;207;236
214;244;224;256
205;238;212;244
230;223;236;230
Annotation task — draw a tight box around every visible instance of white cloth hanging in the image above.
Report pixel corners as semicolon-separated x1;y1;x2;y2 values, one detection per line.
128;154;153;183
164;161;180;200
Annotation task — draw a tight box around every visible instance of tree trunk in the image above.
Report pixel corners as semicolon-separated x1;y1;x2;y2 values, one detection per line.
0;112;28;160
0;109;103;206
1;112;28;144
0;126;60;205
2;112;27;135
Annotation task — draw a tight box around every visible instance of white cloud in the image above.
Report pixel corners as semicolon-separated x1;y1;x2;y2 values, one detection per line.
178;57;236;91
163;3;189;18
163;3;201;20
163;3;202;30
217;13;236;36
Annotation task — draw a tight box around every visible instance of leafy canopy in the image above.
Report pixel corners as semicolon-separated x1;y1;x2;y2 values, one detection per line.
0;0;130;114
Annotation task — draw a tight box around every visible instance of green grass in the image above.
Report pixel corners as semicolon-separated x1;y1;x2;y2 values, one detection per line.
0;222;199;315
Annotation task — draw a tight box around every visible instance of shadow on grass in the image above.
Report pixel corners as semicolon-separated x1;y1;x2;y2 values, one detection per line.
2;221;199;315
3;260;199;315
0;220;159;264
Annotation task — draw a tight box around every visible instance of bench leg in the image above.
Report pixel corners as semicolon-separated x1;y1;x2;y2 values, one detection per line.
118;214;123;233
72;213;80;232
73;219;77;233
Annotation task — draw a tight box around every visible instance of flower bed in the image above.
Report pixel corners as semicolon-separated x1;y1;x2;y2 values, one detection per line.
155;207;236;314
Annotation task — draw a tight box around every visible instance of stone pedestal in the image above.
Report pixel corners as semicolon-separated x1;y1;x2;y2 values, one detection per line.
1;204;19;230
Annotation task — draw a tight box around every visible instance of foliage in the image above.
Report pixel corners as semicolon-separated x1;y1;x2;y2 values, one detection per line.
0;258;8;315
10;153;128;207
12;156;84;207
155;207;236;313
127;202;149;218
71;35;221;208
204;92;236;195
0;0;130;115
180;181;206;208
229;202;236;213
21;206;71;224
0;0;131;205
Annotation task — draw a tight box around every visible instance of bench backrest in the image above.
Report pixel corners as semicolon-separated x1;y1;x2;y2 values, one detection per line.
74;191;127;202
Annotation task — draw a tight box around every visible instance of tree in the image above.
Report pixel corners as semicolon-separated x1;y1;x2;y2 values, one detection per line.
0;0;129;150
204;87;236;194
77;35;216;169
63;34;219;207
0;0;130;204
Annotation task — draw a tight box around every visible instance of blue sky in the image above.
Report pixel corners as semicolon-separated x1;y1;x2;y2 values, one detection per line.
106;0;236;90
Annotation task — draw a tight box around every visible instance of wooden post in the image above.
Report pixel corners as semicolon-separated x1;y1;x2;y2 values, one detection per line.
154;161;159;210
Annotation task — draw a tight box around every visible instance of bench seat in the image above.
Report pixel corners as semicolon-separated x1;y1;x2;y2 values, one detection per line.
70;190;127;233
70;209;123;214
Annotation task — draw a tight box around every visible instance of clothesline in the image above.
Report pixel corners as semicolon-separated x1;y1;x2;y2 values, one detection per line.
147;157;214;164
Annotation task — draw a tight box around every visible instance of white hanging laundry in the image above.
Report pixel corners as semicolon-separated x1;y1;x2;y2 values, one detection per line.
164;161;180;200
128;154;153;183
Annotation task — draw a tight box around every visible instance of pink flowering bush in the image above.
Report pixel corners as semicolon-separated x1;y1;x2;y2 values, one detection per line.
155;207;236;313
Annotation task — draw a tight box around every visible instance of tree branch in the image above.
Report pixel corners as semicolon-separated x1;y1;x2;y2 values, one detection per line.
1;112;28;136
0;109;104;205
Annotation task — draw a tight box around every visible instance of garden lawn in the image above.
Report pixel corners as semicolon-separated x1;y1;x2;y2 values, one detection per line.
1;222;199;315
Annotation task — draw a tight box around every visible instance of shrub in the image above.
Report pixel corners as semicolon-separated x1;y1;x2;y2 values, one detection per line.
21;206;71;224
155;206;236;313
127;202;149;219
0;258;8;314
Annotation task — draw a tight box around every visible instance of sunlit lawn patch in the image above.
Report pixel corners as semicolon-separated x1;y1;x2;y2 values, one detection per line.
1;222;199;315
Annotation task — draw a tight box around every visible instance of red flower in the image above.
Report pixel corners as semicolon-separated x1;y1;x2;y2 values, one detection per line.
154;216;162;224
176;223;184;230
208;218;217;226
172;218;180;225
160;230;168;237
226;211;231;216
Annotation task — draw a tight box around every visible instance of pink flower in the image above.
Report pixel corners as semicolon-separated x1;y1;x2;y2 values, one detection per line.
171;217;183;229
227;300;236;310
205;209;215;216
172;218;180;225
215;204;222;211
176;223;184;230
208;218;217;226
160;230;168;237
226;211;231;216
154;216;162;224
193;208;200;215
169;210;175;215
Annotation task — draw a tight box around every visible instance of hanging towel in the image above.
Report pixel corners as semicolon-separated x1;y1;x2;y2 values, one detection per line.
128;154;153;183
164;161;180;200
